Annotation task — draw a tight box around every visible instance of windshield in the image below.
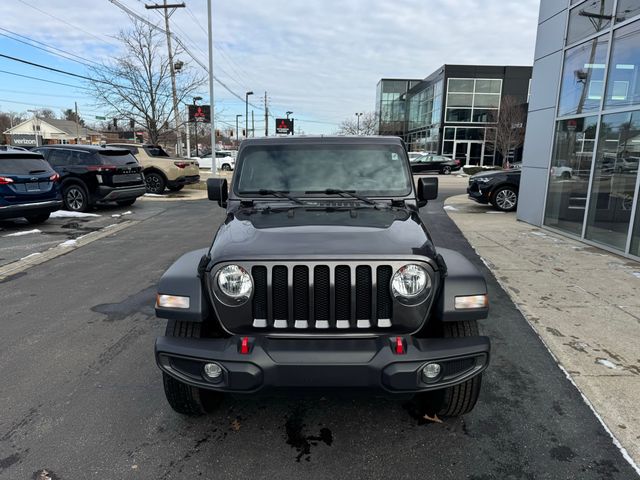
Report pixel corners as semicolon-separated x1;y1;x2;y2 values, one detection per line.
0;156;52;174
236;144;412;197
143;145;169;157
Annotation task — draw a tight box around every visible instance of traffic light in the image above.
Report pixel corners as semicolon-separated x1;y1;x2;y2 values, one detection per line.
113;118;117;128
230;130;234;137
242;129;246;137
215;129;221;137
129;118;135;129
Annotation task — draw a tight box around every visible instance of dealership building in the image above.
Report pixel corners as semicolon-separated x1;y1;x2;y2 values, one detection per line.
518;0;640;260
376;65;532;165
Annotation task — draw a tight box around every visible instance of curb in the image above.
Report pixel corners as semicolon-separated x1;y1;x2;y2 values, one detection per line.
0;221;136;281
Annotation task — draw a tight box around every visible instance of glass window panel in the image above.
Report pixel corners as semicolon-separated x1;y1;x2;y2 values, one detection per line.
567;0;613;45
616;0;640;22
447;93;474;107
455;128;485;141
545;117;598;235
604;20;640;109
444;127;455;140
442;141;454;155
474;94;501;108
448;79;474;93
475;79;502;94
446;108;472;122
585;111;640;250
472;109;497;123
558;36;609;116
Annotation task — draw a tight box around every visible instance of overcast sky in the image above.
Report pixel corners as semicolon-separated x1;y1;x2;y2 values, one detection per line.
0;0;540;134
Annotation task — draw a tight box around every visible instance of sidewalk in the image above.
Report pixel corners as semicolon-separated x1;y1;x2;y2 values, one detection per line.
444;194;640;468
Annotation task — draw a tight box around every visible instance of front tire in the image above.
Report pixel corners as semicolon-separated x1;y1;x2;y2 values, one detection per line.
162;320;223;416
145;172;166;194
25;213;51;224
221;163;231;171
63;184;89;212
491;185;518;212
441;165;452;175
413;321;483;417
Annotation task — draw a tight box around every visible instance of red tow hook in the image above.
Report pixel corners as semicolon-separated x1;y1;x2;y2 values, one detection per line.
240;336;250;354
394;337;405;355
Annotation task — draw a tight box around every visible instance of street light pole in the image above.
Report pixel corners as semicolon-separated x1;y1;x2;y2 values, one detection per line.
207;0;216;154
286;111;293;119
355;112;363;135
245;91;253;142
235;114;242;148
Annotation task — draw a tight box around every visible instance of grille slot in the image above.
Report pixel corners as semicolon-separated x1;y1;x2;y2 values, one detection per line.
246;263;401;332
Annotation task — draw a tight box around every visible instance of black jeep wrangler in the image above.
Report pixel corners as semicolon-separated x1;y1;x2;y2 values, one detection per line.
155;136;490;416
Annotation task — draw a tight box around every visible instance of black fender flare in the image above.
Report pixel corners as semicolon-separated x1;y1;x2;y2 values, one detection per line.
155;248;210;322
435;248;489;322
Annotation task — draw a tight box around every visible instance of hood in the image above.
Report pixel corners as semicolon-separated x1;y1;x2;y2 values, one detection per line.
209;207;437;261
470;168;519;179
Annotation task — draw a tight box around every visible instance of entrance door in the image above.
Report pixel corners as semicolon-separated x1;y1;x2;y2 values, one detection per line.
454;141;484;166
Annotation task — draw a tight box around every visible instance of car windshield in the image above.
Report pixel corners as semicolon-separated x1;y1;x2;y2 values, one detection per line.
143;145;169;157
412;154;429;163
0;155;52;174
236;144;412;197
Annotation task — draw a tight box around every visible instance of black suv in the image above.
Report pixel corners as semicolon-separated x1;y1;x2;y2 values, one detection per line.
33;145;146;212
0;148;62;224
467;167;521;212
154;136;490;417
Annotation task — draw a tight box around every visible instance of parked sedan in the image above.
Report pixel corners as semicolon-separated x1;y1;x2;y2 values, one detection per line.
0;148;62;224
410;154;461;175
467;168;521;212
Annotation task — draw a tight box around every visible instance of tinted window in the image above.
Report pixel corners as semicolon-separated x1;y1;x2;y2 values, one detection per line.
108;145;139;155
236;145;412;196
97;151;139;166
47;149;70;167
143;145;169;157
0;156;52;174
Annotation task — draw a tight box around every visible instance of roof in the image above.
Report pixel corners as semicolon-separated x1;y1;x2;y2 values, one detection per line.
43;118;100;137
240;135;404;146
0;150;45;159
35;144;129;153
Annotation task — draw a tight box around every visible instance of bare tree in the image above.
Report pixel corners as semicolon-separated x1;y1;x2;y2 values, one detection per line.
486;96;527;168
336;112;379;136
0;111;26;134
87;19;205;145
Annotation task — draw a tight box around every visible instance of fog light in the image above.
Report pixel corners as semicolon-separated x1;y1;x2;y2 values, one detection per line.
156;294;190;309
203;362;222;381
454;294;488;310
422;363;441;381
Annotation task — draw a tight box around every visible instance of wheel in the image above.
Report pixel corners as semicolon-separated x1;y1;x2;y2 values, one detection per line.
413;321;483;417
162;320;223;416
491;186;518;212
560;171;571;180
441;165;452;175
25;213;50;224
167;185;184;192
116;199;136;207
144;172;166;194
221;163;231;171
63;184;89;212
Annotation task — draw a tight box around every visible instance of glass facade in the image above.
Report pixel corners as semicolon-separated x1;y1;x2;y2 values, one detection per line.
376;79;419;136
544;1;640;260
407;81;443;131
445;78;502;124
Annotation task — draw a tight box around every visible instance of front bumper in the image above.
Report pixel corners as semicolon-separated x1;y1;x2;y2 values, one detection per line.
97;185;146;202
467;185;489;204
167;175;200;187
0;199;63;219
156;335;490;393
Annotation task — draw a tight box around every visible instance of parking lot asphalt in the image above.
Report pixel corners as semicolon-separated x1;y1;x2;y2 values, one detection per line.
0;179;637;479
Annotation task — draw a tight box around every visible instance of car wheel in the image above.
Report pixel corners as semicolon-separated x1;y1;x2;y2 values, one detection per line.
116;199;136;207
441;166;452;175
561;171;571;180
145;172;166;194
63;184;89;212
412;321;483;417
162;320;224;416
25;213;51;224
167;185;184;192
491;186;518;212
221;163;231;171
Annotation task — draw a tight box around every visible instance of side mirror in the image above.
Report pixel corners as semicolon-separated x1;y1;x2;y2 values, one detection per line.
417;177;438;207
207;178;228;207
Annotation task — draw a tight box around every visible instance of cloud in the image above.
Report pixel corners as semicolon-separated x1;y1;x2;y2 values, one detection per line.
0;0;540;133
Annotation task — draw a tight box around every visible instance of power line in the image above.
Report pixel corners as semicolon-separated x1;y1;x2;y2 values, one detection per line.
0;69;93;91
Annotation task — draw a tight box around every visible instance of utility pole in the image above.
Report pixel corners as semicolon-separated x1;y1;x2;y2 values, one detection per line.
207;0;216;152
146;1;185;156
355;112;363;135
264;91;269;136
251;110;254;138
235;114;242;148
245;91;253;141
75;102;80;144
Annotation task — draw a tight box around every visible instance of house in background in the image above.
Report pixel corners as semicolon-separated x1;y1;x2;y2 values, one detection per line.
3;117;102;147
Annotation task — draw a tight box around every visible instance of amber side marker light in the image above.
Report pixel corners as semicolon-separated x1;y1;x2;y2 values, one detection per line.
454;294;489;310
156;294;190;309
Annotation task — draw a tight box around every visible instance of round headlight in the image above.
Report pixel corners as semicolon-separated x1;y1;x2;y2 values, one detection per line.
391;264;430;298
217;265;252;301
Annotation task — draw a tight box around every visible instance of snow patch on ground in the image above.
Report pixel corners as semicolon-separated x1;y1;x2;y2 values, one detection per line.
20;252;42;260
58;239;77;247
144;193;163;197
50;211;100;218
596;358;619;370
485;211;506;214
3;229;41;237
632;272;640;279
443;205;458;211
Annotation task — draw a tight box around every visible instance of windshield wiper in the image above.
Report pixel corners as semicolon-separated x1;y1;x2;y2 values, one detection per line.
305;189;377;205
242;189;304;204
